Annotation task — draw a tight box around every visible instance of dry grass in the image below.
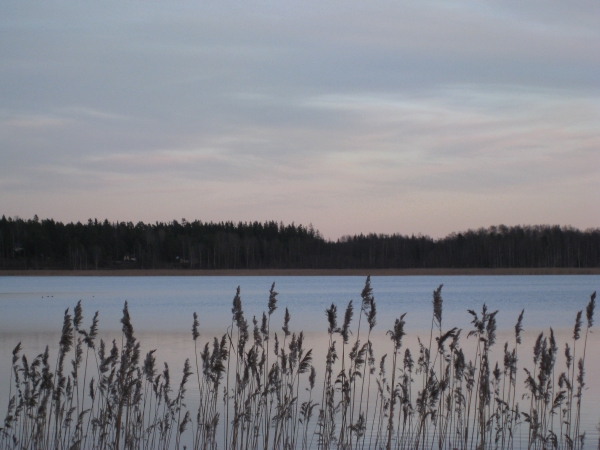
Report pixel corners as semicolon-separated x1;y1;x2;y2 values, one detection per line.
1;278;597;450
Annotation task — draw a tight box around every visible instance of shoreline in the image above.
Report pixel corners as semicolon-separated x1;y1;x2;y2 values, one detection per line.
1;268;599;276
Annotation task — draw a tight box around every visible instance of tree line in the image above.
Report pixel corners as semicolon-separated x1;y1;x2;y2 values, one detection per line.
0;215;598;270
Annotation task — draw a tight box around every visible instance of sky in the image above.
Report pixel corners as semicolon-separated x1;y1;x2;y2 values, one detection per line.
1;1;598;239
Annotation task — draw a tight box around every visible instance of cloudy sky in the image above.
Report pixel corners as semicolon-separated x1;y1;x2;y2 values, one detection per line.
1;1;598;238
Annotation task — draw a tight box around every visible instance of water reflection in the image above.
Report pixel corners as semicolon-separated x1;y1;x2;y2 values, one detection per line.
0;276;598;447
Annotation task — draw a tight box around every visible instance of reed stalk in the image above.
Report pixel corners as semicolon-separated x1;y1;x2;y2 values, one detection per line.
0;280;596;450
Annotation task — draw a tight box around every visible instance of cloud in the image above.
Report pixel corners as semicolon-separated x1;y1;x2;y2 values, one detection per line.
0;1;598;237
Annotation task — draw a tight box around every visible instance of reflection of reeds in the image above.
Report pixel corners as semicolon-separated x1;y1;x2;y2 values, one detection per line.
0;280;596;449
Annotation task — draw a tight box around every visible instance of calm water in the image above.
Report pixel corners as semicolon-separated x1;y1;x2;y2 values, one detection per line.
0;275;598;447
0;275;598;333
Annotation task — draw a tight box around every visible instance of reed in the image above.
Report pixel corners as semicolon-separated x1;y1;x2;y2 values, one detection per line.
0;280;596;449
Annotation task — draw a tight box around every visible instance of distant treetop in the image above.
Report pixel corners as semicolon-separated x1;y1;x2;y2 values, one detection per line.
0;216;598;270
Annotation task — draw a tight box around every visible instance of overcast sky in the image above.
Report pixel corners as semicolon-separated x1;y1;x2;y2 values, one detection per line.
1;1;598;239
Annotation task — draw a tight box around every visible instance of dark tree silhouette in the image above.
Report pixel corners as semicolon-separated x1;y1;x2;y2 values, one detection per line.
0;216;598;270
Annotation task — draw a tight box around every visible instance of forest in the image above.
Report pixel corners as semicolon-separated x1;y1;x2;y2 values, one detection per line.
0;215;598;270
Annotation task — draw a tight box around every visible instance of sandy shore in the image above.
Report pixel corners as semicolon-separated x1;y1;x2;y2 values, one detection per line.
1;268;599;276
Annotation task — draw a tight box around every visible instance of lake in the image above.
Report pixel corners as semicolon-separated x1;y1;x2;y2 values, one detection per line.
0;275;598;448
